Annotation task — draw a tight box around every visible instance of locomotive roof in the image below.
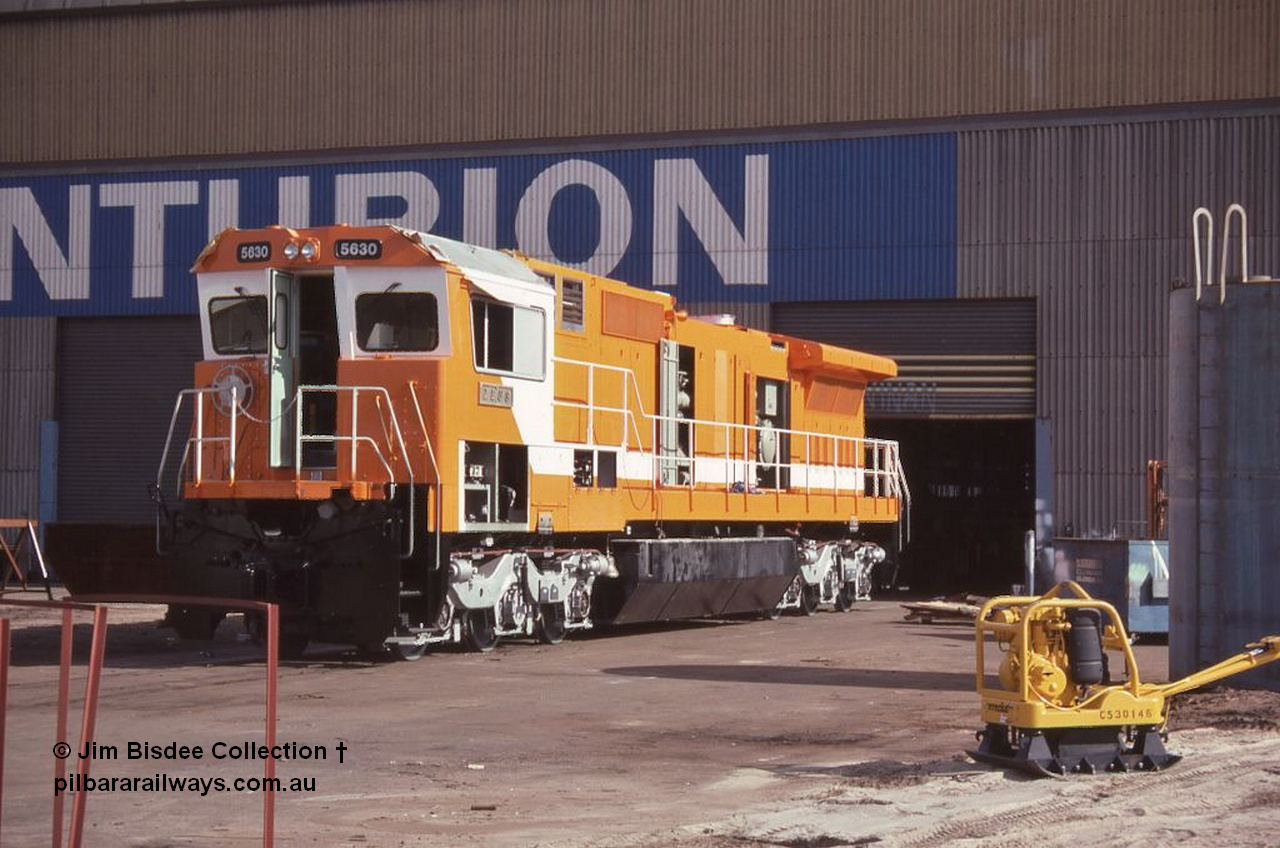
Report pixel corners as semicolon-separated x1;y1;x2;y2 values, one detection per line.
400;228;547;288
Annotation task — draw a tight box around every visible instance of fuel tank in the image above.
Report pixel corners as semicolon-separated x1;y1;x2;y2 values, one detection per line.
595;537;798;625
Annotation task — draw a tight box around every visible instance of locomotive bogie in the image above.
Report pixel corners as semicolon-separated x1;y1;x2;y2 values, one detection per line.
776;539;887;615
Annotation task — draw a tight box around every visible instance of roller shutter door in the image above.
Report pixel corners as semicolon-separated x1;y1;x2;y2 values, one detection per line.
772;299;1036;419
57;317;202;523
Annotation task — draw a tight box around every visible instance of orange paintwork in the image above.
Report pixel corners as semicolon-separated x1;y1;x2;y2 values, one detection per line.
783;337;897;382
183;227;903;535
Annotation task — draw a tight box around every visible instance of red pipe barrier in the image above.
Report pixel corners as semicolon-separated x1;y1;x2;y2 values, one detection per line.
0;618;9;847
65;595;280;848
53;609;72;848
264;604;278;848
0;595;280;848
67;606;107;848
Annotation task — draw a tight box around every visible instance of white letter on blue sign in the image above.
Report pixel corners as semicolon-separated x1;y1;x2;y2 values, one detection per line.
335;171;439;232
652;154;769;287
278;176;311;229
100;181;200;299
0;185;92;302
207;179;239;241
463;168;498;248
515;159;633;277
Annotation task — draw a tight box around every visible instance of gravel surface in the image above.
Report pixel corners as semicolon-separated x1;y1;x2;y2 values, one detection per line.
1;591;1276;846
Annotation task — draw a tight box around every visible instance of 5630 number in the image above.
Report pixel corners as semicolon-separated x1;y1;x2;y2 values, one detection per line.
335;239;382;260
237;242;271;262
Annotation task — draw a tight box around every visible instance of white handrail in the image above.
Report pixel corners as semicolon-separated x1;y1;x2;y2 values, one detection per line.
616;410;900;496
229;385;237;484
158;386;239;497
406;382;441;485
295;384;416;557
1192;206;1213;303
515;432;897;498
1219;202;1249;302
895;443;912;544
551;356;649;451
291;385;413;482
1195;203;1252;305
159;382;417;555
550;398;648;451
194;387;204;483
295;434;396;480
550;352;904;499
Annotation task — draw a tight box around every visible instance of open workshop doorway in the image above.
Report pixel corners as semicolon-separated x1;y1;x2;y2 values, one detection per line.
772;298;1039;597
879;418;1035;596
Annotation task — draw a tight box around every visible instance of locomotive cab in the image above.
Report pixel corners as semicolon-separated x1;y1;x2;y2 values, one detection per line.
164;229;464;650
197;256;454;474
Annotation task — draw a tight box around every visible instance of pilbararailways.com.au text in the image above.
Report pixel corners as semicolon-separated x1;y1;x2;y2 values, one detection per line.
52;740;346;797
57;773;316;797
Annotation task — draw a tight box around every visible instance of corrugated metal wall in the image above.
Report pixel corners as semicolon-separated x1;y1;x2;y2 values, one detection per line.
56;317;201;523
772;300;1036;419
957;115;1280;537
773;301;1034;420
3;0;1279;164
0;316;54;519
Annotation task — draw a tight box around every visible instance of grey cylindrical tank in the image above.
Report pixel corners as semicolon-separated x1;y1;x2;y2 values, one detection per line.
1168;280;1280;690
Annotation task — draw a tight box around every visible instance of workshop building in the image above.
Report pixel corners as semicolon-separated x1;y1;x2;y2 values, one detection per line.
1;0;1277;591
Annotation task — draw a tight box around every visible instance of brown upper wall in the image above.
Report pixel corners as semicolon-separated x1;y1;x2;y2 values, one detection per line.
3;0;1278;165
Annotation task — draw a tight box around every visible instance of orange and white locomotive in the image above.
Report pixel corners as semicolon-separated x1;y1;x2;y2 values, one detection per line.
157;224;907;657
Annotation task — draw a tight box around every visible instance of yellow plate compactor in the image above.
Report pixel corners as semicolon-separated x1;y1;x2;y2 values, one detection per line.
969;580;1280;777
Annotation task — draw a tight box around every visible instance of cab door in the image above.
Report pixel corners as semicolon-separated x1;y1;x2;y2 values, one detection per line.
658;339;681;485
268;269;299;467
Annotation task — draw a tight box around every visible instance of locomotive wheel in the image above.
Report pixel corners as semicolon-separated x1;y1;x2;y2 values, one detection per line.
535;604;568;645
835;583;857;612
394;642;428;662
463;609;500;653
799;583;819;616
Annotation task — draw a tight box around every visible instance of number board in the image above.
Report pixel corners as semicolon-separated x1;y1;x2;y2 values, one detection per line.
237;242;272;263
334;239;383;260
478;383;514;408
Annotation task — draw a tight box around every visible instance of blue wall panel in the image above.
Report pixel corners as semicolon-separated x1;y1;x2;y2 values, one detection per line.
1;134;956;316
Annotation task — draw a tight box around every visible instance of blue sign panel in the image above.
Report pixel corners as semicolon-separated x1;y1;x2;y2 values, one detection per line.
1;135;956;316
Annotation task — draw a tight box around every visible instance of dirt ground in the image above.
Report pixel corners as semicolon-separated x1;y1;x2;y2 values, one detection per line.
2;592;1278;847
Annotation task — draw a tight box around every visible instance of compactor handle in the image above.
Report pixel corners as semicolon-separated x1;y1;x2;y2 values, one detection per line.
1156;635;1280;700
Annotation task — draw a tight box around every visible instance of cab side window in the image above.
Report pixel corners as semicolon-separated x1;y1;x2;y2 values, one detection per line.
471;297;545;379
